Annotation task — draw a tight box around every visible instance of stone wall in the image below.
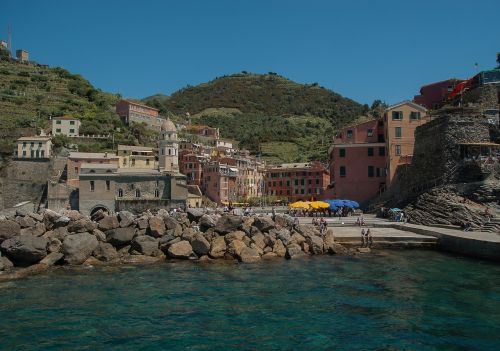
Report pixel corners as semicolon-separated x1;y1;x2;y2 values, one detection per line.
0;159;51;210
462;85;499;111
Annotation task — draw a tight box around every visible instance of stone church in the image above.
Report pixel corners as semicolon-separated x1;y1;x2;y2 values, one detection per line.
79;119;188;215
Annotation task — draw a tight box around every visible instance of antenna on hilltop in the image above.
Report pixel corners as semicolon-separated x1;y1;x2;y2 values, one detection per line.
7;25;12;57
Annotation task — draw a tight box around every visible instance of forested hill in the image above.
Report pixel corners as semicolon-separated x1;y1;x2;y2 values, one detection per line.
144;73;368;163
143;72;366;128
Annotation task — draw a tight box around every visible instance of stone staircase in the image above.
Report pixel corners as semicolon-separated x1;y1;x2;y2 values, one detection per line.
479;218;500;233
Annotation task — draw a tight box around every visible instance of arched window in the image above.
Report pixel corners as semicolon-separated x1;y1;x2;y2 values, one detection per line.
118;188;123;197
106;169;113;173
89;169;95;173
168;148;171;155
154;189;159;198
135;189;141;198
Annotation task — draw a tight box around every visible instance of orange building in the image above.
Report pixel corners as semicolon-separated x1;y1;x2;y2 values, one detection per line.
264;162;330;202
383;101;429;184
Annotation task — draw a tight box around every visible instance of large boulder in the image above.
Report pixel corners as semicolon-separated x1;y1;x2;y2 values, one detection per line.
191;233;210;256
17;216;36;228
296;225;320;239
43;227;68;241
20;222;46;237
239;246;261;263
328;243;350;256
106;227;136;247
272;239;286;257
0;235;48;265
136;217;149;230
93;242;119;261
209;236;226;258
47;237;62;253
131;236;160;256
117;211;135;228
98;215;120;231
67;218;96;233
91;209;106;222
186;208;204;223
274;214;294;228
290;232;306;245
227;239;246;257
307;235;324;255
323;230;335;251
286;243;306;259
163;216;180;231
199;214;217;231
0;256;14;271
167;240;195;259
63;232;99;265
253;216;275;232
225;230;246;243
274;228;292;246
39;252;63;266
0;220;21;242
148;216;166;237
215;215;243;234
251;233;266;250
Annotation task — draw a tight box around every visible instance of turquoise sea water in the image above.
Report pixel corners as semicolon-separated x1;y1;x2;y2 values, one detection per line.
0;251;499;350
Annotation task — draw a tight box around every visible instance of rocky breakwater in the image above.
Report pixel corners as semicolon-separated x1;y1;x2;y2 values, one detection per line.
0;208;351;281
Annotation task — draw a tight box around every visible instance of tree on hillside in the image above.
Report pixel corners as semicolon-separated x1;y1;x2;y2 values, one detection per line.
370;99;388;118
497;52;500;68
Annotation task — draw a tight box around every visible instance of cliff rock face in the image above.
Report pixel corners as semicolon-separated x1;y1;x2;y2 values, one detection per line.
378;103;500;227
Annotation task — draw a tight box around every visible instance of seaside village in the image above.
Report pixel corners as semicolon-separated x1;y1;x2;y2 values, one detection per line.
7;64;500;218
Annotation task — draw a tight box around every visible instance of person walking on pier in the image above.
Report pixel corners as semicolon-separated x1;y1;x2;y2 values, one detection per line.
366;228;373;247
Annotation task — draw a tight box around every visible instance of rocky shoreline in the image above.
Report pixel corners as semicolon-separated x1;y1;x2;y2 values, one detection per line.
0;208;354;281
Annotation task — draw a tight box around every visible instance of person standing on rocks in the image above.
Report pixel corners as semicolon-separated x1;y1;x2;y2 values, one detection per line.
361;228;366;247
367;228;373;247
272;206;276;221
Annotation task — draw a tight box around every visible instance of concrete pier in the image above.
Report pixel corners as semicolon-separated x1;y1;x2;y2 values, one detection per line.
295;215;500;261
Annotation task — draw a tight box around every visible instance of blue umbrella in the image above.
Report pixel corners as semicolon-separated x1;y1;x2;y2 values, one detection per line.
346;200;360;208
324;200;338;210
328;199;345;207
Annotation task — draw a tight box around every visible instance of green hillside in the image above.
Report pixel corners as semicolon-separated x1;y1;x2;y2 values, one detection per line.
144;72;367;163
0;58;156;155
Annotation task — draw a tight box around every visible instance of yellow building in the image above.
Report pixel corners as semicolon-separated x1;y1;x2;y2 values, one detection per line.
117;145;156;169
15;134;52;159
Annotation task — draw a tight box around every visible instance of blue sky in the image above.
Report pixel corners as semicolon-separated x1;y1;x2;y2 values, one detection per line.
2;0;499;105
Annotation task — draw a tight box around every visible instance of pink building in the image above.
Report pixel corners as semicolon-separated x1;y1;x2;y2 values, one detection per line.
328;119;387;204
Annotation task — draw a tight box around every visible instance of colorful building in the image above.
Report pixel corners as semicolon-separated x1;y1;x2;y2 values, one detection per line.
115;100;165;130
201;161;237;204
117;145;156;169
264;162;329;202
52;116;80;137
14;134;52;160
328;101;429;204
383;101;429;185
328;119;387;203
67;152;119;187
413;79;463;109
